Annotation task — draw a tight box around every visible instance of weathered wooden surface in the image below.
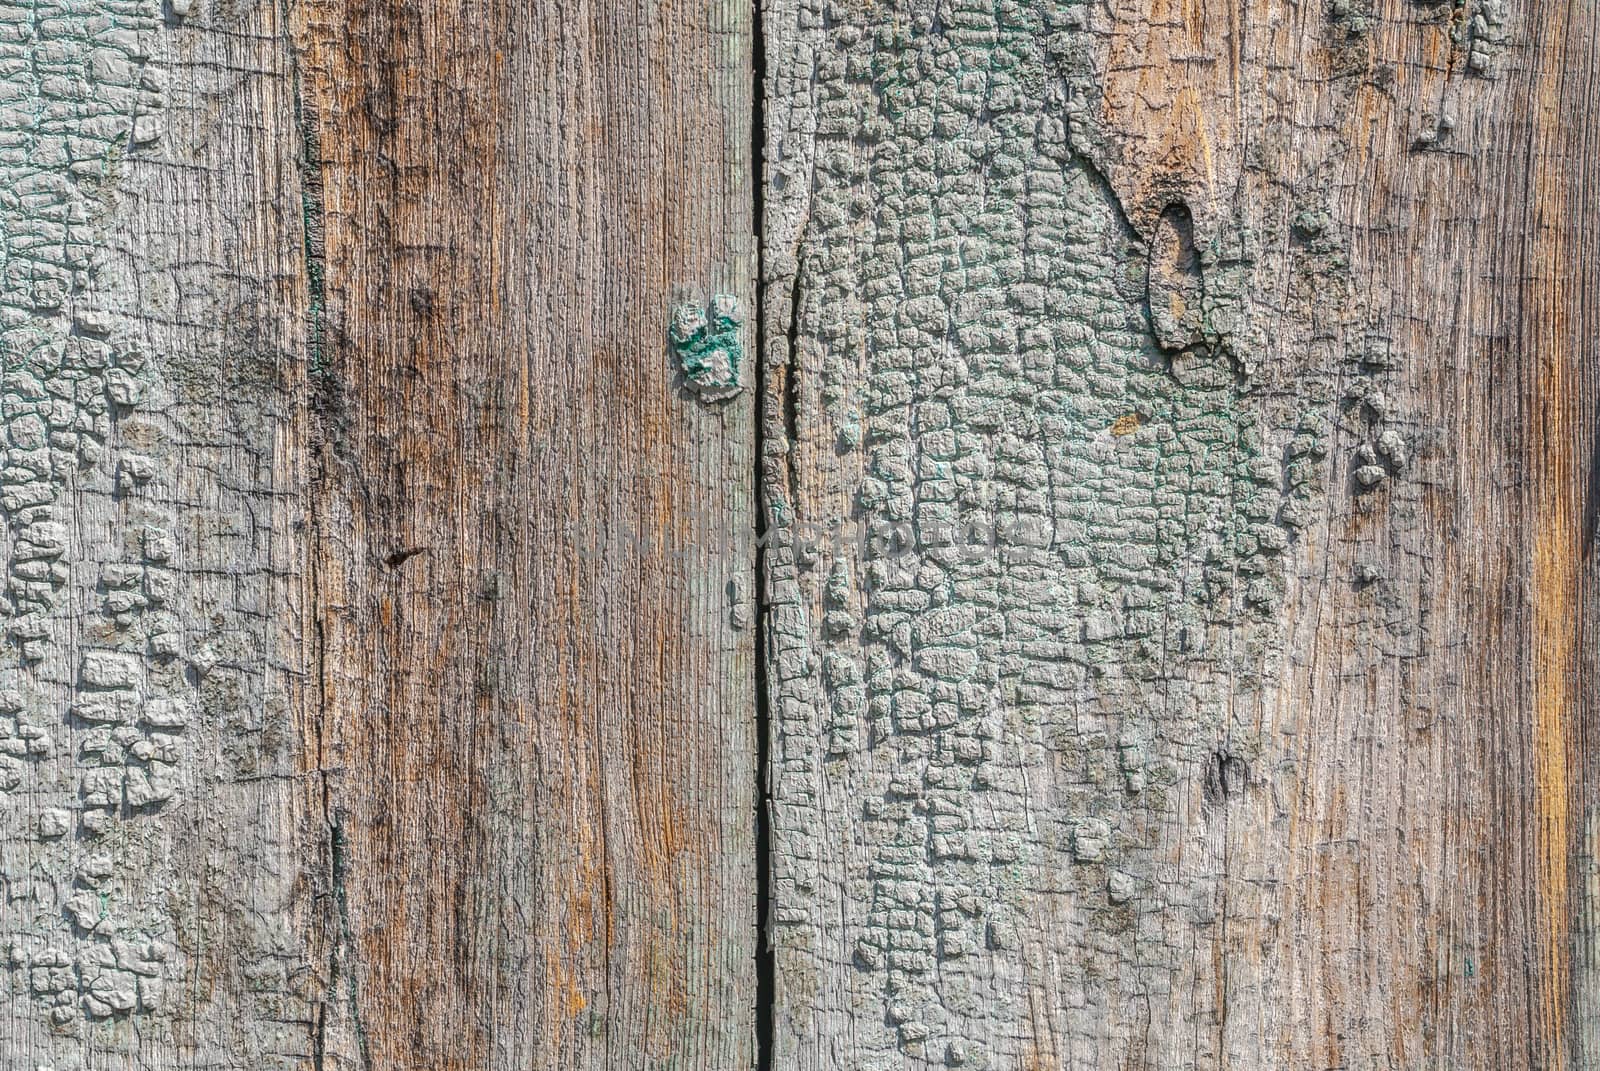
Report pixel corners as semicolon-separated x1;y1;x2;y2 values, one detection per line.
0;0;756;1069
294;0;757;1067
6;0;1599;1065
0;0;314;1067
760;0;1599;1067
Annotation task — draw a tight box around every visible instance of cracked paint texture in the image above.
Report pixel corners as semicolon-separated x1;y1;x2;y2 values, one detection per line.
0;0;311;1067
754;0;1372;1067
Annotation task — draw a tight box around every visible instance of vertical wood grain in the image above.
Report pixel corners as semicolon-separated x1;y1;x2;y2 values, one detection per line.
294;0;756;1067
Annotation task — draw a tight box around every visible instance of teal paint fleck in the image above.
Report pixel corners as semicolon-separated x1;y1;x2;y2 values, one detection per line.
670;295;744;400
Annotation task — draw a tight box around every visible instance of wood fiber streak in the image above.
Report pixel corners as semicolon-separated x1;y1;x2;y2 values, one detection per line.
295;1;755;1067
761;0;1600;1066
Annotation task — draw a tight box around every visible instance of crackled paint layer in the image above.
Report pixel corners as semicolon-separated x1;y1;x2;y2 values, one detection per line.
757;0;1599;1062
0;0;310;1066
756;0;1361;1067
0;0;191;1042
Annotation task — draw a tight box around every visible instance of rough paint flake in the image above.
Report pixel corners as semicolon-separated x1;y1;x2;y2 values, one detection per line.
671;294;746;400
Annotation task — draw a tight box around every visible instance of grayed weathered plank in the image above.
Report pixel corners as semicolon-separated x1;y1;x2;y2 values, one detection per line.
0;0;314;1067
760;0;1600;1066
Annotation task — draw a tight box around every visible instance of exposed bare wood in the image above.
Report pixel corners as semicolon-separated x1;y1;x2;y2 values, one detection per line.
293;0;758;1066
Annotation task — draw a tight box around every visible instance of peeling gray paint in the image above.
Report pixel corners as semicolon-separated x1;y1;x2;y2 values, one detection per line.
0;1;310;1066
759;0;1339;1065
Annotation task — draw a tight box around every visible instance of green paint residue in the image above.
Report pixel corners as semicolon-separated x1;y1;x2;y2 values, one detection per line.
291;70;329;384
669;295;744;400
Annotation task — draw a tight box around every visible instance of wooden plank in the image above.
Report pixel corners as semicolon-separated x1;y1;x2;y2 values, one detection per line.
759;0;1600;1066
0;0;315;1067
0;0;756;1067
294;1;756;1068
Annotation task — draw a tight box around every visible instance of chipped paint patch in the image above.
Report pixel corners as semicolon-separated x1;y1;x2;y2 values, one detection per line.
670;294;745;400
